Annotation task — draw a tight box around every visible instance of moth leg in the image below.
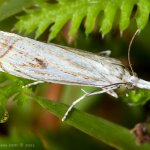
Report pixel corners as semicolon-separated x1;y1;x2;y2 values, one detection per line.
22;81;44;88
102;88;118;98
82;88;118;98
81;88;89;94
98;50;111;57
61;86;118;121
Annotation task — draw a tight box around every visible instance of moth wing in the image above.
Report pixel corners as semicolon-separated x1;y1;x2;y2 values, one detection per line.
0;34;125;87
51;44;123;66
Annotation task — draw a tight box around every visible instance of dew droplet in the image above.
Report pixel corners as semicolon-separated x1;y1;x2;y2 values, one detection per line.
126;93;129;97
0;109;9;123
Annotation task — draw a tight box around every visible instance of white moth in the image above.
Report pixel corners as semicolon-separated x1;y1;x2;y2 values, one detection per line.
0;31;150;121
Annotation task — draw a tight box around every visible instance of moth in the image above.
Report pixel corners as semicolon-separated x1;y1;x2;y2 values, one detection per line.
0;31;150;121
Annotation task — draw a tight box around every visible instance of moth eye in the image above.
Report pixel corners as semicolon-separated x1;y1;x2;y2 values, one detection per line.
125;82;134;89
134;72;138;77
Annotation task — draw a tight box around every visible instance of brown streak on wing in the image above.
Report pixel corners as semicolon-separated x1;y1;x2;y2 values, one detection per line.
35;58;47;68
0;37;21;58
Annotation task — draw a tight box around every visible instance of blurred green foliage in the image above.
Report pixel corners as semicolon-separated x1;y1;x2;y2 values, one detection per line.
120;88;150;105
0;0;150;150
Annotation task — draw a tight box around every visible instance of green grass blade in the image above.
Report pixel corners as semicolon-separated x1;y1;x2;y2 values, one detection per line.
30;94;150;150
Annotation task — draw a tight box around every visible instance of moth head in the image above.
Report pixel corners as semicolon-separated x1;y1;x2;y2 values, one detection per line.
129;76;150;90
128;75;139;88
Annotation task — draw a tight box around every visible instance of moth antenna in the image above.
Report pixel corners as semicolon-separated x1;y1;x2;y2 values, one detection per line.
128;29;141;76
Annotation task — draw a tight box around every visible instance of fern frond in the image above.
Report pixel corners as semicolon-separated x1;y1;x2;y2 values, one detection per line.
14;0;150;40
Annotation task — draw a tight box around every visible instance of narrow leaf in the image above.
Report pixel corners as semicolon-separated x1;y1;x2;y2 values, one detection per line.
136;0;150;29
85;5;101;35
120;0;135;32
31;94;150;150
48;14;71;41
101;0;119;37
69;9;86;37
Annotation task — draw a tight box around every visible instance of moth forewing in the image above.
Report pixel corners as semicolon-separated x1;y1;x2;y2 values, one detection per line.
0;31;130;88
1;31;150;121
